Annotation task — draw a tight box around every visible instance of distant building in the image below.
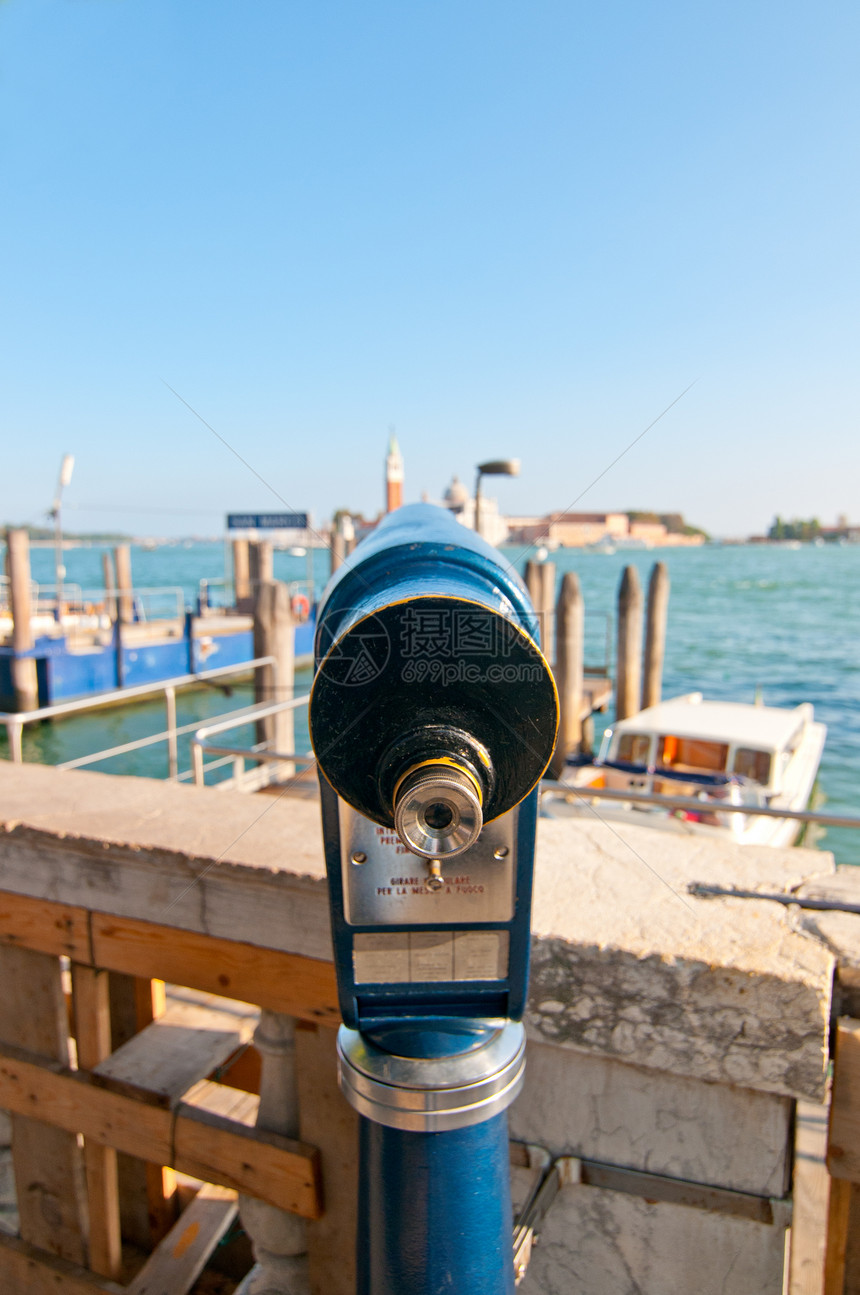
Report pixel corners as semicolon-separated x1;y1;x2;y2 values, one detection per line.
507;511;628;546
385;433;404;513
441;476;509;545
506;511;705;548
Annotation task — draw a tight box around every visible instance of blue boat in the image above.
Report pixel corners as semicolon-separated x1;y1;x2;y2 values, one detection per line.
0;589;315;711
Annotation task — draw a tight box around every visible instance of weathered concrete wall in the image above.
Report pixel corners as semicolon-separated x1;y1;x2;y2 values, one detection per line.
510;1040;793;1198
517;1183;790;1295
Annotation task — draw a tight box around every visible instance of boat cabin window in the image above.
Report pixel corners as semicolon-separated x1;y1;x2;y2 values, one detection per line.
616;733;651;764
658;735;728;773
733;747;772;784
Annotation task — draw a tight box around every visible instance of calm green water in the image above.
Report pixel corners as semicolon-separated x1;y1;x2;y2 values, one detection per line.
3;540;859;865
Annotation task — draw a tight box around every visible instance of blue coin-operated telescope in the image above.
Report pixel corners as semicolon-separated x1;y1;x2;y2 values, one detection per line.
310;503;558;1295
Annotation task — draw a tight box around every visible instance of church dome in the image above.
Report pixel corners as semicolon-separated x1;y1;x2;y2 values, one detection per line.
443;475;470;508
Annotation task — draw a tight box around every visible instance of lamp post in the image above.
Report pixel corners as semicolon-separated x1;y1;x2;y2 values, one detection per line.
474;458;520;541
50;454;75;624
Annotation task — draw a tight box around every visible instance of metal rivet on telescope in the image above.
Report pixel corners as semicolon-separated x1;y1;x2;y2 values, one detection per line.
351;851;367;865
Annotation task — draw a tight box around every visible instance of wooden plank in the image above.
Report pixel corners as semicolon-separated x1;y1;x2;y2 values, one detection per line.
0;1232;124;1295
93;999;256;1109
843;1181;860;1294
91;914;340;1024
296;1021;359;1295
174;1075;259;1125
824;1177;853;1295
125;1184;238;1295
829;1018;860;1183
215;1040;261;1094
71;965;122;1281
0;945;88;1266
0;888;334;1024
789;1100;830;1295
108;972;177;1250
0;1039;174;1163
175;1080;322;1219
0;892;91;962
0;1041;321;1216
0;944;75;1058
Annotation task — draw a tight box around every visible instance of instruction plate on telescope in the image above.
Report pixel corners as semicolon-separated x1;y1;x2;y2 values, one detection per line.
340;803;516;926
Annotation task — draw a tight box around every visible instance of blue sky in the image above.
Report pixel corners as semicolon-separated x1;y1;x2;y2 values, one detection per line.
2;1;857;538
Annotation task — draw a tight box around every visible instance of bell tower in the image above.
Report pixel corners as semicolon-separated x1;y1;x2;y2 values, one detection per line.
385;431;403;513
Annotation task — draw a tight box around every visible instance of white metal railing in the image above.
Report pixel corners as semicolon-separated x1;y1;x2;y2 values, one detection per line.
0;657;279;780
191;695;313;790
539;781;860;831
2;583;188;641
61;585;187;624
198;577;232;610
0;574;40;614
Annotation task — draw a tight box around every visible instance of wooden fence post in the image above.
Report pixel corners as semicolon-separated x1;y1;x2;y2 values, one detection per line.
6;528;38;712
254;581;295;782
71;964;122;1279
550;572;584;777
108;975;176;1248
616;565;643;721
0;946;88;1265
642;561;670;711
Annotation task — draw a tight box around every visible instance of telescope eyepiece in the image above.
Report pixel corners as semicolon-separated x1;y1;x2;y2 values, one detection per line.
393;764;483;859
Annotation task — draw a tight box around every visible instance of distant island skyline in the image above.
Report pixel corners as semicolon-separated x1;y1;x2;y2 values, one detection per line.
4;507;857;549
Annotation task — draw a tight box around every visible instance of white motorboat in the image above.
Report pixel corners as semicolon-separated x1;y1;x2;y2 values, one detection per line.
545;692;826;848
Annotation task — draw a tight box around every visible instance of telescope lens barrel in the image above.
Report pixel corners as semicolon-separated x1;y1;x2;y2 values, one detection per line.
393;764;483;858
310;504;559;833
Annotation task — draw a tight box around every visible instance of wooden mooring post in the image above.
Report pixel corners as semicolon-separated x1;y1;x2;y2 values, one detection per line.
114;544;134;624
616;564;643;722
233;538;251;609
330;528;345;576
101;550;117;623
254;579;295;783
249;540;274;595
525;559;556;657
5;528;39;713
550;571;584;777
642;561;670;711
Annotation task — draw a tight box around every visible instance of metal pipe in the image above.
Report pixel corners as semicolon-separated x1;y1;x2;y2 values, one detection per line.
192;737;206;787
165;687;178;779
7;720;23;764
689;883;860;914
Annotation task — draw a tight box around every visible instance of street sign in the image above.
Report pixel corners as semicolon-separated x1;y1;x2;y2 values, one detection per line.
227;512;309;531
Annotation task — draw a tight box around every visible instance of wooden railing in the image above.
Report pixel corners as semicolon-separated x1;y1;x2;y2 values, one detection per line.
825;1019;860;1294
0;889;354;1294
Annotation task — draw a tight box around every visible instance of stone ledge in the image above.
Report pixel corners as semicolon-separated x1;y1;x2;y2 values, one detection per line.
0;763;836;1099
528;817;835;1099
